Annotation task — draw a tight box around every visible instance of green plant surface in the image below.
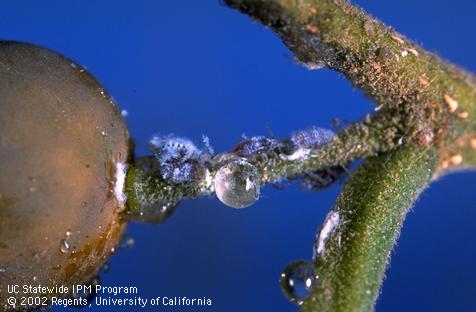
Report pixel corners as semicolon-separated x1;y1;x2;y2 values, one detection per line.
302;146;438;311
124;1;476;310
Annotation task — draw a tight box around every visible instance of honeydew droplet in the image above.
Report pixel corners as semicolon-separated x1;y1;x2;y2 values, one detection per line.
280;260;319;305
59;239;70;254
214;159;260;208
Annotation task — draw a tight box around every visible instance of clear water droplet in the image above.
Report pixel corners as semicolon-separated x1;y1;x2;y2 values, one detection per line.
280;259;318;305
59;239;70;254
214;159;260;208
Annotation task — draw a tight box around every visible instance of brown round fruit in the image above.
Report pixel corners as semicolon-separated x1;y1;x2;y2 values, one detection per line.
0;41;130;309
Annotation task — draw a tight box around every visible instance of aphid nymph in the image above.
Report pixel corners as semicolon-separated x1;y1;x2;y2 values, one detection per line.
290;127;335;149
149;134;213;183
232;136;280;157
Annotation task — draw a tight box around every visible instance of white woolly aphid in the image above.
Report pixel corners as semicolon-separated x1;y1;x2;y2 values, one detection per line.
314;211;341;258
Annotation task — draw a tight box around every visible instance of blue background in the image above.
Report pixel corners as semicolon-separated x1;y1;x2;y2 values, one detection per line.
1;0;475;311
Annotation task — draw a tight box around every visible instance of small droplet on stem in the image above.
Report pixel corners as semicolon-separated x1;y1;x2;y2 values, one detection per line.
214;159;260;208
280;259;319;305
127;200;178;224
59;239;70;254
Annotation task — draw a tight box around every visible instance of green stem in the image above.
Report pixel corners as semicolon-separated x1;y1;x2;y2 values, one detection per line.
217;1;476;308
303;146;439;311
125;112;404;213
223;0;476;169
124;1;476;309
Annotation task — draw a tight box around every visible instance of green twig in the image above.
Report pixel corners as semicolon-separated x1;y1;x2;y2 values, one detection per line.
223;0;476;170
126;111;405;213
124;0;476;310
303;146;438;311
217;0;476;309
